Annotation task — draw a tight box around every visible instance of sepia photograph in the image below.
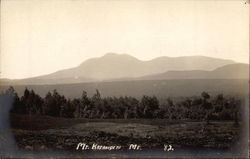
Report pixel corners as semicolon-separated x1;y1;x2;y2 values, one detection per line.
0;0;249;158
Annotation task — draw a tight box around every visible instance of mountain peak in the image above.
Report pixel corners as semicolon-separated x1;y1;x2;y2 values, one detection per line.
103;52;119;56
103;52;132;58
100;53;140;62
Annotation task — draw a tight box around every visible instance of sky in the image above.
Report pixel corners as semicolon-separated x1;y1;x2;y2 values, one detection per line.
1;0;249;79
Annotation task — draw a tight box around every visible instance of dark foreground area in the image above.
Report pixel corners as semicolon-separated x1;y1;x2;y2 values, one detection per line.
10;114;242;151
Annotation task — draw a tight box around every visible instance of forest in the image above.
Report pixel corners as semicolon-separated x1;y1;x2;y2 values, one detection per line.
3;86;241;122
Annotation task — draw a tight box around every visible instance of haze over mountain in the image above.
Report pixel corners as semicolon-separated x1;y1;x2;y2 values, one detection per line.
1;53;246;85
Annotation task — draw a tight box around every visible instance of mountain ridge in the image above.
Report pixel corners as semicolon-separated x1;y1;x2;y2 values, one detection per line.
1;53;245;85
38;53;236;79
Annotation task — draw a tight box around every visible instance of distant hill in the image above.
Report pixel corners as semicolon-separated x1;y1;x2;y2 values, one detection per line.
138;63;249;80
1;53;236;85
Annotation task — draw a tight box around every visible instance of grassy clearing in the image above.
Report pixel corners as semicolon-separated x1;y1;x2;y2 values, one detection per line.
10;114;186;130
10;114;240;150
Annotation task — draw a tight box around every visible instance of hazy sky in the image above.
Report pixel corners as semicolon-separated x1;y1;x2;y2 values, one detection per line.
1;0;249;79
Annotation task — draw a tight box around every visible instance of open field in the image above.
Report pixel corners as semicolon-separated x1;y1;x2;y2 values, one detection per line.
10;114;241;151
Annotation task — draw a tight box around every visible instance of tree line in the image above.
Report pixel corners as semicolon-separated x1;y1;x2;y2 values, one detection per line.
2;86;241;122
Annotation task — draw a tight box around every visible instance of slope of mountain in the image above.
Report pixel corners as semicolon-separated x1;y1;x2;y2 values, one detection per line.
0;53;238;85
138;63;249;80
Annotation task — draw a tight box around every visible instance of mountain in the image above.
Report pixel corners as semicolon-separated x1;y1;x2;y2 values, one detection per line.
138;63;249;80
0;53;237;85
49;53;235;80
